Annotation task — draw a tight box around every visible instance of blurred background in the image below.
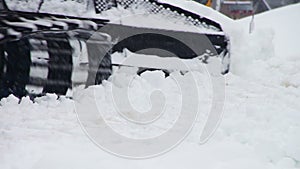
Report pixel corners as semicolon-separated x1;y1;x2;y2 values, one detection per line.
195;0;299;19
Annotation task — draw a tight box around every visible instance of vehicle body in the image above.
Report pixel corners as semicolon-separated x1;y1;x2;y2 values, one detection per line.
0;0;230;98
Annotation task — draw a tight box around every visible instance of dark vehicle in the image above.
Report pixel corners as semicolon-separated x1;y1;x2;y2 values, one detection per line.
0;0;230;99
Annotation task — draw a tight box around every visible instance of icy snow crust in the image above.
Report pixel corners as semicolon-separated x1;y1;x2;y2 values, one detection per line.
1;1;300;169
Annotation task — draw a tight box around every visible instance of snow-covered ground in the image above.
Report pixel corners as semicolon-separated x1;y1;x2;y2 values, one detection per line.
1;1;300;169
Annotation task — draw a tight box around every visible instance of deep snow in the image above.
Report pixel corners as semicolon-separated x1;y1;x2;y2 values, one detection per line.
227;3;300;88
1;1;300;169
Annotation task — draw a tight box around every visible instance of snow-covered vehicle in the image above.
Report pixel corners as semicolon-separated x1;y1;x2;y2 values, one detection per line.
0;0;230;98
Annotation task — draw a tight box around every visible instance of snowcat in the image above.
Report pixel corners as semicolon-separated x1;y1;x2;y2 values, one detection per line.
0;0;230;99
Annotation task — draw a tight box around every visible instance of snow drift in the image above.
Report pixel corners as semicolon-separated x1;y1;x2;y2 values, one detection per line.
228;3;300;88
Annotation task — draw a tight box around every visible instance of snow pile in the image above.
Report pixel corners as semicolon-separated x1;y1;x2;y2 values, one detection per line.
228;3;300;88
73;70;211;139
6;0;88;16
6;0;40;12
111;49;210;71
1;70;299;169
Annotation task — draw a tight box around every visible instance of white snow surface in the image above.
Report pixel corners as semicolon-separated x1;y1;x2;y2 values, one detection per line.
1;1;300;169
228;3;300;88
